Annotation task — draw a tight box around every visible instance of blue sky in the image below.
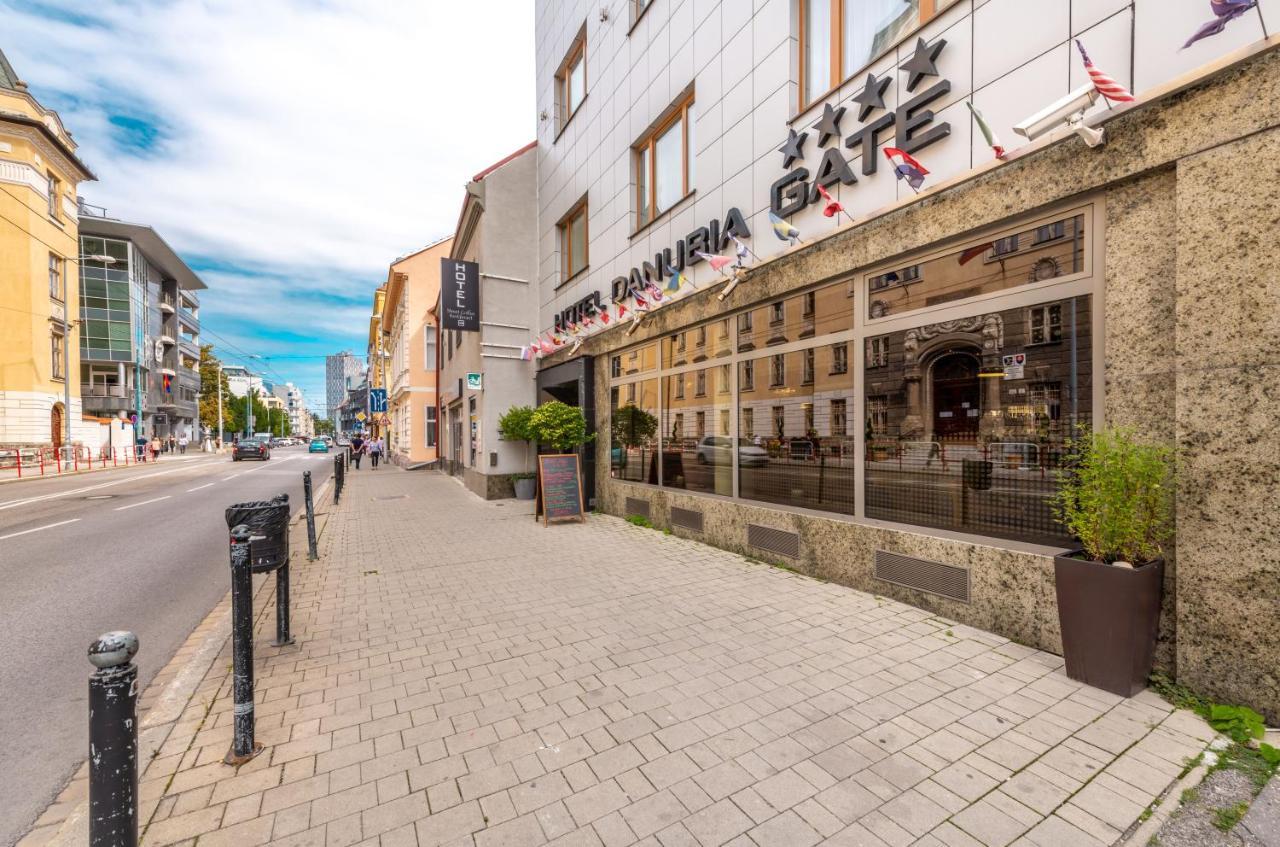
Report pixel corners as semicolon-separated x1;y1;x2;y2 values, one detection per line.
4;0;536;416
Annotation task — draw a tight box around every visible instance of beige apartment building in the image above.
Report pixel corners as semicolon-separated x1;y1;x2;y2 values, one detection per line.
382;236;451;467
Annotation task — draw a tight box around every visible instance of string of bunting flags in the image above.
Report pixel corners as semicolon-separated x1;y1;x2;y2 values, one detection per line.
519;7;1251;365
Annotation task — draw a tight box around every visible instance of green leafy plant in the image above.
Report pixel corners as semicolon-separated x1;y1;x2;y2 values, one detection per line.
1208;704;1267;745
497;405;536;473
1212;801;1248;832
1052;427;1174;563
530;401;594;453
626;514;653;528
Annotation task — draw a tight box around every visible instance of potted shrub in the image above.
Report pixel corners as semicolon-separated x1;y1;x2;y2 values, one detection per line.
498;405;537;499
1052;428;1174;696
529;401;593;453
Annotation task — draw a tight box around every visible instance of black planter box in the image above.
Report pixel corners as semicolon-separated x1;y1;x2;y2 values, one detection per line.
1053;552;1164;697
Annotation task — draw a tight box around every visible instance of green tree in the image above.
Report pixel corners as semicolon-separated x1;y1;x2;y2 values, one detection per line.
313;416;335;437
197;344;232;440
611;405;657;448
529;401;593;453
498;405;536;473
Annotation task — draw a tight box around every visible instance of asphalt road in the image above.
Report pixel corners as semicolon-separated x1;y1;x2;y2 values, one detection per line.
0;446;337;846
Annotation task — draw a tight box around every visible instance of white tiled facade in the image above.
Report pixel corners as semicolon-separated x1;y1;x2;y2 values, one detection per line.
534;0;1275;332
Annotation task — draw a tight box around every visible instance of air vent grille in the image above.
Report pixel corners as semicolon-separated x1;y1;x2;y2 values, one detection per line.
874;550;970;603
624;497;651;519
670;506;703;532
747;524;800;558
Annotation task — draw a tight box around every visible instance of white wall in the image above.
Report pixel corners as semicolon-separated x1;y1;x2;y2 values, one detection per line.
534;0;1273;334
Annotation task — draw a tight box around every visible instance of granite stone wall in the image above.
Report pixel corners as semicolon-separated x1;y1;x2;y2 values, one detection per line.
563;43;1280;719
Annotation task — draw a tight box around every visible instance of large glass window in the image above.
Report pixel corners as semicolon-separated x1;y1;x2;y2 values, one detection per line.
738;344;856;515
738;284;853;352
611;378;659;484
867;214;1086;320
560;200;589;279
864;295;1093;545
78;236;134;361
663;366;732;496
557;29;586;131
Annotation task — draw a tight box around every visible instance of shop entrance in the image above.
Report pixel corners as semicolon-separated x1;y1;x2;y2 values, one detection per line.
930;351;980;442
535;356;596;508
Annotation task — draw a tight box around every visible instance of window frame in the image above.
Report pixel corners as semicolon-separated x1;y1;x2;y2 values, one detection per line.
49;253;63;300
556;27;587;133
558;197;589;281
425;404;438;448
47;171;60;220
51;329;64;380
798;0;952;111
634;92;695;230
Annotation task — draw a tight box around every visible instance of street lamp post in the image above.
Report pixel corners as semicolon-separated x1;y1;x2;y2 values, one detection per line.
216;362;224;448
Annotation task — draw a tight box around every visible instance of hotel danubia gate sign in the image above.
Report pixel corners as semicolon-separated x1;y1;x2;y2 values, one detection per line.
442;258;480;332
550;38;955;337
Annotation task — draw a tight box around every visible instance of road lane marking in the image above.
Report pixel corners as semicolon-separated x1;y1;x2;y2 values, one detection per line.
0;518;80;540
0;460;224;512
114;495;171;511
187;483;216;492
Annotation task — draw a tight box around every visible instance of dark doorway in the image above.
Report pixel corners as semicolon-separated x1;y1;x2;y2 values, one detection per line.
931;351;980;441
535;356;596;508
51;403;64;452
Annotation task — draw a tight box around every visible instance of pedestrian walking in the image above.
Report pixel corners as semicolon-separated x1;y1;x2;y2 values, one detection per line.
150;436;162;461
178;434;188;454
167;434;177;453
350;434;365;469
369;437;383;469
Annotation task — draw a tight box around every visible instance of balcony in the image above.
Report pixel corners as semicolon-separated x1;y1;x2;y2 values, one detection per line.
80;383;129;414
159;294;176;315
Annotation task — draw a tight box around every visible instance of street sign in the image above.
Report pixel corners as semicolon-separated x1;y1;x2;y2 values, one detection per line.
442;258;480;331
369;388;387;412
466;373;483;391
1002;353;1026;380
355;411;367;422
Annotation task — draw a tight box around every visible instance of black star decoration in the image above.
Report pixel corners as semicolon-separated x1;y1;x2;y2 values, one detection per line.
815;102;845;147
778;128;808;168
901;37;947;92
851;72;892;121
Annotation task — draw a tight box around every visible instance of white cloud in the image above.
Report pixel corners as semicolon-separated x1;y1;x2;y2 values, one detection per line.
3;0;536;411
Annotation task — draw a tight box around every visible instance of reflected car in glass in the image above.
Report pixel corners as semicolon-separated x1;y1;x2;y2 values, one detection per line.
695;436;769;467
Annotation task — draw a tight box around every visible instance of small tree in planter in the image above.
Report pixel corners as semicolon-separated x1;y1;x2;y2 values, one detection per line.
1051;427;1174;696
498;405;536;499
530;401;593;453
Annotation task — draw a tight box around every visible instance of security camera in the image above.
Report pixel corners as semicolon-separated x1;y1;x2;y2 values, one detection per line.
1013;84;1105;148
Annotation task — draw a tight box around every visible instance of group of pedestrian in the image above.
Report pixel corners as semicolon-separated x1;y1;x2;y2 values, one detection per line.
348;434;385;469
134;432;192;461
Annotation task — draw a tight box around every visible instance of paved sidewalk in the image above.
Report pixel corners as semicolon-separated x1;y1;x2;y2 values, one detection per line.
100;468;1218;846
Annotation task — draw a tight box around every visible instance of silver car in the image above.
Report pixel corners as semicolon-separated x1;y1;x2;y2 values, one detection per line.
695;436;769;467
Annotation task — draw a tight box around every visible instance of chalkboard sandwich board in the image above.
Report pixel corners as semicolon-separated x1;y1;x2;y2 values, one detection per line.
535;453;586;525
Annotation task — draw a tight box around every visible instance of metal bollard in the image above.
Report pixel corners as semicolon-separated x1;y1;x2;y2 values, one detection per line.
303;470;318;561
226;525;262;764
275;560;294;646
88;631;139;847
333;455;342;504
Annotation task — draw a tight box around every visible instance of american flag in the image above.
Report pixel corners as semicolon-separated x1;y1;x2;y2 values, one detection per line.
1075;40;1134;103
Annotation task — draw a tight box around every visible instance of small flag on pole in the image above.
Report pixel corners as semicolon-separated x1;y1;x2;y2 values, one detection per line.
730;234;752;266
966;102;1006;159
1075;39;1134;103
958;242;994;266
767;211;802;245
540;336;555;354
615;301;629;320
883;147;929;191
1184;0;1257;48
519;345;534;361
597;308;611;325
696;251;736;274
815;184;845;218
664;262;692;294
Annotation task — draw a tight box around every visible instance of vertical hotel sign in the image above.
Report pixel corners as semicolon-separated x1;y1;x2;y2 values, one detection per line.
441;258;480;332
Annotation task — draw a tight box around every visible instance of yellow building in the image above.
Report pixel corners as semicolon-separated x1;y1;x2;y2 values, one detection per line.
365;285;387;439
382;236;451;467
0;48;96;452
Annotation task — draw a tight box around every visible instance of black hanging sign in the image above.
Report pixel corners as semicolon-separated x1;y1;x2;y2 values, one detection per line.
535;453;585;525
441;258;480;332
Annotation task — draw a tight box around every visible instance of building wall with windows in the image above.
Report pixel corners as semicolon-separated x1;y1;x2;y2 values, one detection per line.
534;0;1278;340
0;47;96;450
537;12;1280;722
438;144;539;498
383;236;451;467
325;351;362;424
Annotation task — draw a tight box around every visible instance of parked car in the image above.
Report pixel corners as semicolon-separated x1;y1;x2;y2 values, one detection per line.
232;438;271;461
308;438;329;453
695;436;769;467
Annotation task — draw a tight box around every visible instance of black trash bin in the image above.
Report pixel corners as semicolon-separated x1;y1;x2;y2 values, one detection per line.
962;459;993;491
225;494;290;573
